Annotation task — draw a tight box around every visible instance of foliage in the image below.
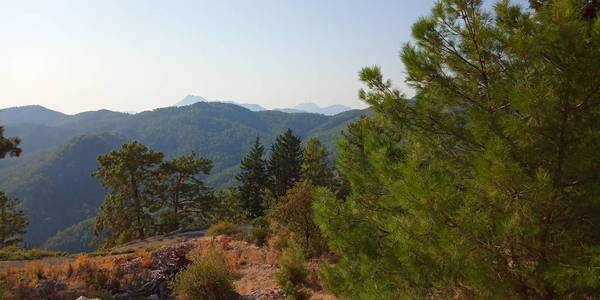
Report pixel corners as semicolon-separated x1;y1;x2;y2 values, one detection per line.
0;192;28;248
276;242;309;300
251;216;270;246
236;136;270;217
315;0;600;298
172;247;236;300
301;138;334;188
206;221;240;237
0;125;21;159
153;152;213;232
0;245;67;260
203;188;248;227
0;103;368;250
268;129;304;198
269;182;326;257
93;141;164;247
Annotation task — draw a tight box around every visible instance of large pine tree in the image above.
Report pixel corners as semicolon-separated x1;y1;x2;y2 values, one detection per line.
93;141;164;247
0;192;28;248
268;129;304;198
315;0;600;298
236;137;269;217
154;152;212;232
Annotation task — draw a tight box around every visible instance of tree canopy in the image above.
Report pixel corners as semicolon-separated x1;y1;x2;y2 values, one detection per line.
268;129;304;198
0;192;28;248
93;142;164;246
315;0;600;298
236;137;269;217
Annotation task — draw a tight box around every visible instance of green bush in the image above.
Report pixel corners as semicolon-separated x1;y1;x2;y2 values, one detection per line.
251;217;270;246
276;242;309;299
0;245;67;260
206;221;239;237
172;248;236;300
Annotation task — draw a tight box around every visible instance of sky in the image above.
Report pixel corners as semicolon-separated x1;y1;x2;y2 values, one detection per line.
0;0;523;114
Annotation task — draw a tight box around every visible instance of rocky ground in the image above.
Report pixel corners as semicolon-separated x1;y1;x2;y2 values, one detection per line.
0;234;335;300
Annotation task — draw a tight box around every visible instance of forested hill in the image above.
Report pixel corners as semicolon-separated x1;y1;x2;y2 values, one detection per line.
0;102;371;248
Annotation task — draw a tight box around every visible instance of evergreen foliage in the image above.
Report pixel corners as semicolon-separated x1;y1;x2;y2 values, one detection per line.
236;137;269;217
204;187;248;226
315;0;600;298
0;192;28;248
154;152;213;232
268;129;304;197
93;142;164;247
301;138;334;188
276;242;310;300
0;126;21;159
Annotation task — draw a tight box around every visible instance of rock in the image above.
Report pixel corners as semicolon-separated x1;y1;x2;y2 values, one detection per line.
75;297;101;300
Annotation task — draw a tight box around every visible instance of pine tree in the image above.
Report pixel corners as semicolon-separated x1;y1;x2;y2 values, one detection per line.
301;138;333;188
0;126;21;159
315;0;600;298
268;129;303;198
93;141;164;247
236;137;269;217
154;152;212;232
0;192;28;248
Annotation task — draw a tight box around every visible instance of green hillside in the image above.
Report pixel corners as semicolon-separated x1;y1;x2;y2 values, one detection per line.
0;102;369;249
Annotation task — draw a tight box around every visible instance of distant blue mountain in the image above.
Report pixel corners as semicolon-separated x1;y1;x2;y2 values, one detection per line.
173;95;351;115
174;95;266;111
275;103;353;115
293;103;352;115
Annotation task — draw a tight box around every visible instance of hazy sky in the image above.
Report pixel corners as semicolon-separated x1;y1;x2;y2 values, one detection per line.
0;0;523;114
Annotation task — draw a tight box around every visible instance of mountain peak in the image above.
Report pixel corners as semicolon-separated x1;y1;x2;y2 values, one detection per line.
174;95;208;107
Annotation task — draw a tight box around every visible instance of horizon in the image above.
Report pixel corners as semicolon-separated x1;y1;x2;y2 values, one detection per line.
0;95;364;115
0;0;441;114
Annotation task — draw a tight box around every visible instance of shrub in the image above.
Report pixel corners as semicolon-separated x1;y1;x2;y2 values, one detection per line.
172;247;236;300
206;221;239;237
24;262;48;280
269;182;327;257
276;242;309;299
251;217;270;246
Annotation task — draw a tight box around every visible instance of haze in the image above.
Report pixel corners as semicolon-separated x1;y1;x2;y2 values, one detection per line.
1;0;440;114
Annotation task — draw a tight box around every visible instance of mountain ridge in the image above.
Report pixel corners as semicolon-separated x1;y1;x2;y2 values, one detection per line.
0;102;371;249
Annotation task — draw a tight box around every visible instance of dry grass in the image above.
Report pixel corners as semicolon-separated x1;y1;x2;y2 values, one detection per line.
138;250;153;268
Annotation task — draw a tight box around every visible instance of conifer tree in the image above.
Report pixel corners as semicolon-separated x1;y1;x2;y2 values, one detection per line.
268;129;303;198
301;138;333;188
154;152;212;232
0;126;21;159
0;192;28;248
315;0;600;298
236;137;269;217
93;141;164;247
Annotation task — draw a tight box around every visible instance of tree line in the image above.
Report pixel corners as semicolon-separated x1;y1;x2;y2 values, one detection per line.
92;128;342;248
